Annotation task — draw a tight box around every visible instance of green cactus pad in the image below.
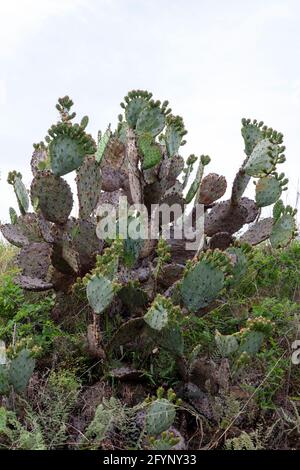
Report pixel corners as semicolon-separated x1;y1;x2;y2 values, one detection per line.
14;176;29;215
144;299;169;331
244;139;274;177
123;236;143;268
138;133;162;169
199;173;227;205
136;106;166;138
239;218;274;245
30;172;73;224
241;119;264;157
164;115;187;158
8;349;35;394
49;135;86;176
96;126;112;164
215;331;239;357
239;331;264;356
76;156;102;219
146;399;176;435
255;175;282;207
231;170;251;203
270;213;296;248
185;155;211;204
86;274;115;314
125;96;149;128
9;207;18;225
180;260;225;312
165;124;183;158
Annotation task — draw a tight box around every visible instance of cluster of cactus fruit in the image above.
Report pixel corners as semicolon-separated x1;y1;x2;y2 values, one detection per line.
0;90;298;386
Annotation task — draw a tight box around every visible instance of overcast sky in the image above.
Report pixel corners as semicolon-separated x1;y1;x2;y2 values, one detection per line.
0;0;299;223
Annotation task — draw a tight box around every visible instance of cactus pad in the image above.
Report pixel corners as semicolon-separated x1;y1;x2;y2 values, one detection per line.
239;218;274;245
8;349;35;394
138;133;162;169
65;219;102;270
16;275;53;291
96;126;112;164
49;135;86;176
180;259;225;312
86;274;115;314
136;106;165;138
239;331;264;356
241;119;264;157
14;176;29;214
244;139;274;177
215;331;239;357
205;200;248;236
270;213;296;248
30;172;73;224
76;156;102;219
199;173;227;205
164;115;187;158
146;399;176;435
18;242;52;281
255;175;282;207
144;298;169;331
0;223;29;247
209;232;234;250
31;146;49;175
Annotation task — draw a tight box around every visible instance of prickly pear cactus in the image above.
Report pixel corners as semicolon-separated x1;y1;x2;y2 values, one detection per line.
30;172;73;224
238;331;265;356
76;156;102;219
8;349;35;394
270;211;297;248
86;275;115;314
180;251;231;312
145;388;178;435
7;172;29;215
47;96;96;176
215;331;239;357
144;295;175;331
199;173;227;205
0;90;298;380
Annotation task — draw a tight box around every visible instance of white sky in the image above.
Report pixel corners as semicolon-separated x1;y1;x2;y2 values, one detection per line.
0;0;299;223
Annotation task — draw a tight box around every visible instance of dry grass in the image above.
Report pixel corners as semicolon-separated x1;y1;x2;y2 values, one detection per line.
0;241;17;275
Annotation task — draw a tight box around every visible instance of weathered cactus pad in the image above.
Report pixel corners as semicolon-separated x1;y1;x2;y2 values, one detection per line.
30;172;73;224
76;156;102;219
